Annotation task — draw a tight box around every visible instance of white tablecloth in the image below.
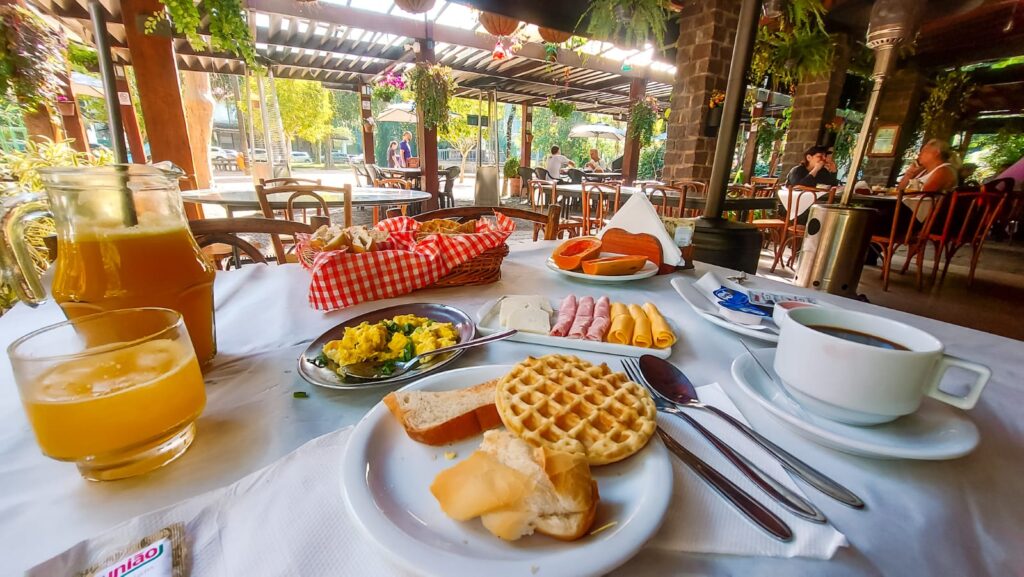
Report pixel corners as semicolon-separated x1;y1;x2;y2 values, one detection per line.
776;188;831;220
1;243;1022;576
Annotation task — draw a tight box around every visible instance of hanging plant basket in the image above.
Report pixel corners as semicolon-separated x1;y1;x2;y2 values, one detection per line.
538;27;572;44
56;100;76;116
478;12;520;37
394;0;436;14
703;106;723;137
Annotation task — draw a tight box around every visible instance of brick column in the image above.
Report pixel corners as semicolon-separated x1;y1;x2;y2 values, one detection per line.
860;67;927;186
662;1;741;183
780;34;852;175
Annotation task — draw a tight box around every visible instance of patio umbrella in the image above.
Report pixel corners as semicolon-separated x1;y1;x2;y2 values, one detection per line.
375;102;418;123
997;154;1024;186
568;122;625;142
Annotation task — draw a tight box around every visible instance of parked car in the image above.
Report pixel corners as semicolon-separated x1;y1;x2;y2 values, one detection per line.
250;148;268;162
210;146;237;160
330;150;348;163
291;151;313;163
348;154;364;163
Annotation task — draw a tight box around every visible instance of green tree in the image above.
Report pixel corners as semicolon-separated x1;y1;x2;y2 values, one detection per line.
273;78;334;153
440;97;489;182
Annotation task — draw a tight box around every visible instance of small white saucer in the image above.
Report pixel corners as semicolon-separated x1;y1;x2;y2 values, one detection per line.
730;348;980;460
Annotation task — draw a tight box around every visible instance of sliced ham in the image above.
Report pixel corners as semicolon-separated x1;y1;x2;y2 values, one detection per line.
567;296;596;339
585;296;611;341
549;294;578;337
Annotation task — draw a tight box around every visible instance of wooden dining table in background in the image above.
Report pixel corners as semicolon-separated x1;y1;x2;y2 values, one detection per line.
183;187;433;223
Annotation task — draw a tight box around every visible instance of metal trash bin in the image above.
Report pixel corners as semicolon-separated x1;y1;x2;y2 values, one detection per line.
474;165;500;207
794;204;877;297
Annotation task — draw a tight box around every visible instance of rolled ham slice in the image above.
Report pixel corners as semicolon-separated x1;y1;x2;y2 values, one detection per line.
567;296;596;339
585;296;611;341
549;294;578;337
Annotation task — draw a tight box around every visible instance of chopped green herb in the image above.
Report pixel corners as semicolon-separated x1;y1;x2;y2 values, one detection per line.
293;391;309;398
378;362;396;376
401;342;415;362
401;323;415;335
312;352;330;368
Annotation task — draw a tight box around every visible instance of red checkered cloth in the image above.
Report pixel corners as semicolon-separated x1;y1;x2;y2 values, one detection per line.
302;213;514;311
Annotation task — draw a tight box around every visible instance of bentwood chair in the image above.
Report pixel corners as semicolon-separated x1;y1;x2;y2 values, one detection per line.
923;189;1009;288
259;177;321;188
581;182;622;235
870;190;945;291
410;205;563;242
439;166;460;209
770;186;830;273
375;178;413;222
527;179;582;240
645;184;686;217
190;216;328;268
256;184;351;264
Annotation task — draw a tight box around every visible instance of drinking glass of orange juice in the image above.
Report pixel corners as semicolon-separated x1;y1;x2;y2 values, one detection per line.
0;165;217;365
8;308;206;481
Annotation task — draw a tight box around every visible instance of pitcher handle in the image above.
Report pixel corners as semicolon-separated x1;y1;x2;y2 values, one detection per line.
0;193;52;306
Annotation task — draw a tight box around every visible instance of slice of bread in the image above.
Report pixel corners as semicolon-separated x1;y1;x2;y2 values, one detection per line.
383;380;501;446
478;430;599;541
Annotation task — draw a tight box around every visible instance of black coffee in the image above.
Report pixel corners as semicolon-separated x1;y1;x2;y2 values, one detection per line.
808;325;909;350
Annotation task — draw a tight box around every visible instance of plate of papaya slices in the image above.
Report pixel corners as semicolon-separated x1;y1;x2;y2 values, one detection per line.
547;236;659;283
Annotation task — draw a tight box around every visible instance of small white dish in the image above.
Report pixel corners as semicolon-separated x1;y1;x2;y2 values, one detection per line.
671;277;779;343
546;257;659;283
342;365;674;577
476;297;673;359
730;348;980;460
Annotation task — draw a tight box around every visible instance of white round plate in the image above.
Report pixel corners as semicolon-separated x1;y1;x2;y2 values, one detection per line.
546;257;659;283
730;349;980;460
671;277;779;342
342;365;673;577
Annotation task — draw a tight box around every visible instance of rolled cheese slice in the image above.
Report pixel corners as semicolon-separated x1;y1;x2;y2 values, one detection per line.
628;304;653;348
642;302;676;348
606;302;634;345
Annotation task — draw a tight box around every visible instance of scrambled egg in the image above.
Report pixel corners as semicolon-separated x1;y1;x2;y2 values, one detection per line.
322;314;458;369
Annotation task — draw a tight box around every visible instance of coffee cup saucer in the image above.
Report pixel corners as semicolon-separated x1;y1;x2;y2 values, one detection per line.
730;348;980;460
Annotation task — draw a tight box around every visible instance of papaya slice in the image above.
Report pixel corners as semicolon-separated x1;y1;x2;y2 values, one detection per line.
581;255;649;276
551;237;602;271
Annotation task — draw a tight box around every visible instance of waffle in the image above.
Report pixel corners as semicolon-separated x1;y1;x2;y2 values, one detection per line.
495;354;657;465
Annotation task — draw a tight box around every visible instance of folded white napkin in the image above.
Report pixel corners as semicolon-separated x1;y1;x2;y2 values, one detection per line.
599;193;682;266
34;386;843;575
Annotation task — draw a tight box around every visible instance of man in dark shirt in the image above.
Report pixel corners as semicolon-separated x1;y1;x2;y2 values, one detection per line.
399;131;413;167
786;145;838;188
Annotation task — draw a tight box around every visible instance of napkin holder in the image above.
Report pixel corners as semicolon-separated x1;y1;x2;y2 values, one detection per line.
601;228;678;275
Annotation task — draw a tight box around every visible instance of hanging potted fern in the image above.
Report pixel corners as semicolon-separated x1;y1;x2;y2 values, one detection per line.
146;0;258;68
628;96;660;148
405;63;456;132
0;5;67;113
547;96;576;119
579;0;669;48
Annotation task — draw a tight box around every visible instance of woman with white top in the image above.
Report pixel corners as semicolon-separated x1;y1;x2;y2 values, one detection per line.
898;139;958;194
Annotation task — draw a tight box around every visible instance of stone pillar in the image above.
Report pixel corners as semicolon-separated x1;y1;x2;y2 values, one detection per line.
621;79;647;185
520;103;532;169
859;67;927;186
662;1;741;183
780;34;852;175
415;39;440;211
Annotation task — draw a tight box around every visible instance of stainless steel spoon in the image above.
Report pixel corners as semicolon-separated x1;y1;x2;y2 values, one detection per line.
341;329;516;380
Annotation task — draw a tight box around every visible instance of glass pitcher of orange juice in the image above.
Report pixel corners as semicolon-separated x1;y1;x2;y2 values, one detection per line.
0;165;217;364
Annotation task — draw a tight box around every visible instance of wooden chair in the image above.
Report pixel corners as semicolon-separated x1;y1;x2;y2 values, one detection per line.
190;216;328;267
749;176;779;189
527;179;582;240
375;178;414;222
351;162;372;186
770;186;829;273
407;157;421;168
410;205;563;241
256;184;352;264
439;166;460;209
750;180;784;253
870;190;945;291
923;190;1008;288
259;177;321;188
645;184;686;217
581;182;621;235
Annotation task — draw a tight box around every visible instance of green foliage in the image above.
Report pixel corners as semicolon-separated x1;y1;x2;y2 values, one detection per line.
749;0;832;91
979;130;1024;178
405;64;456;132
503;156;520;179
530;106;623;167
147;0;257;68
920;69;976;139
579;0;669;49
438;97;488;181
274;78;335;144
628;97;659;149
547;97;576;119
67;43;98;74
637;144;664;180
0;6;67;112
77;95;107;124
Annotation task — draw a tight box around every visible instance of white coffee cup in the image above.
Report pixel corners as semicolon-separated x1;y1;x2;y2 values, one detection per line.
774;306;991;425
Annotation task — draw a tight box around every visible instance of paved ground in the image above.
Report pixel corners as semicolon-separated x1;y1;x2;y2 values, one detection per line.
207;168;1024;341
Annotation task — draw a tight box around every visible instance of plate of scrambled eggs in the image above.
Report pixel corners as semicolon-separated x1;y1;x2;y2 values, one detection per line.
299;303;476;389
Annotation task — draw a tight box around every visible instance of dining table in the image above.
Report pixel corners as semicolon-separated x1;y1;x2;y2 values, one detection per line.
182;187;432;223
538;183;779;220
2;243;1021;576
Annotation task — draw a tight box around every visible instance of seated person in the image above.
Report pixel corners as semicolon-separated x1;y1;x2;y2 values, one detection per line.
584;148;605;172
545;146;575;181
897;139;958;194
785;145;838;188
